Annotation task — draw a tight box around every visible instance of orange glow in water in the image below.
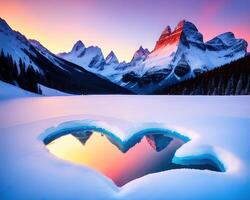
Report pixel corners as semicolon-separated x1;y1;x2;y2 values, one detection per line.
46;132;183;186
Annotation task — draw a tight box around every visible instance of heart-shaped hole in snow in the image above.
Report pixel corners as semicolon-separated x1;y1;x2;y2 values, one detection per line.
45;130;224;187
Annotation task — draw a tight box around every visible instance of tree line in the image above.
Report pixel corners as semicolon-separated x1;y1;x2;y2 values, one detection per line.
156;55;250;95
0;49;41;93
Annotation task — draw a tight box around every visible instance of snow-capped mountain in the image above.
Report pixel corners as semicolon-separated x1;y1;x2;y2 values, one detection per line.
58;41;106;70
123;20;248;93
105;51;119;64
0;18;42;73
130;46;150;64
0;18;132;95
1;17;247;95
58;20;247;94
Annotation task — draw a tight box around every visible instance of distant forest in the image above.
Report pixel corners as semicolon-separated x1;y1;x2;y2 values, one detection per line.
156;55;250;95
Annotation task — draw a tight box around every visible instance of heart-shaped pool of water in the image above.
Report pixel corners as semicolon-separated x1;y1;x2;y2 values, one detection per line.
46;131;223;187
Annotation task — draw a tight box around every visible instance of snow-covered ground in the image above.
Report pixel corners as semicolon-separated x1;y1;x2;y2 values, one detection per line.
0;80;38;99
0;81;72;100
0;95;249;199
38;84;72;96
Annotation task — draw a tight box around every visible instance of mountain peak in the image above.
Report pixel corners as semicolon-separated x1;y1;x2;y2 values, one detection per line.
72;40;85;52
216;32;235;40
131;46;150;62
157;25;171;43
139;46;144;51
0;17;12;32
105;51;119;64
174;20;186;30
153;20;203;51
0;17;8;27
162;25;172;36
109;50;115;55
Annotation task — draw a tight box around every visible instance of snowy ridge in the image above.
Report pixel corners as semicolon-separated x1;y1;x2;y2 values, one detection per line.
0;17;248;95
57;20;248;94
0;18;41;73
58;40;105;70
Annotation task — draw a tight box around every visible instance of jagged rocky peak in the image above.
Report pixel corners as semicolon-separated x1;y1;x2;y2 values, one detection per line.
105;51;119;64
131;46;150;62
153;21;182;51
138;46;150;55
206;32;248;52
181;21;203;43
173;20;204;47
162;25;172;35
158;25;172;41
174;20;198;32
153;20;204;51
72;40;85;52
86;46;104;59
174;20;185;30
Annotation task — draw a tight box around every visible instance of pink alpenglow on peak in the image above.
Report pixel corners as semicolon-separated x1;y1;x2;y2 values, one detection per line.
174;20;186;31
157;25;172;43
153;20;187;51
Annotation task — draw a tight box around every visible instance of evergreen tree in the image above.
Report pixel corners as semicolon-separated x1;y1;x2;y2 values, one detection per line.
156;56;250;95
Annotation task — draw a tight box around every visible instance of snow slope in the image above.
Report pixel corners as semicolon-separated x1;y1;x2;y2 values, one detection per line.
38;84;72;96
0;80;38;99
0;18;41;73
0;96;249;199
0;80;72;99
